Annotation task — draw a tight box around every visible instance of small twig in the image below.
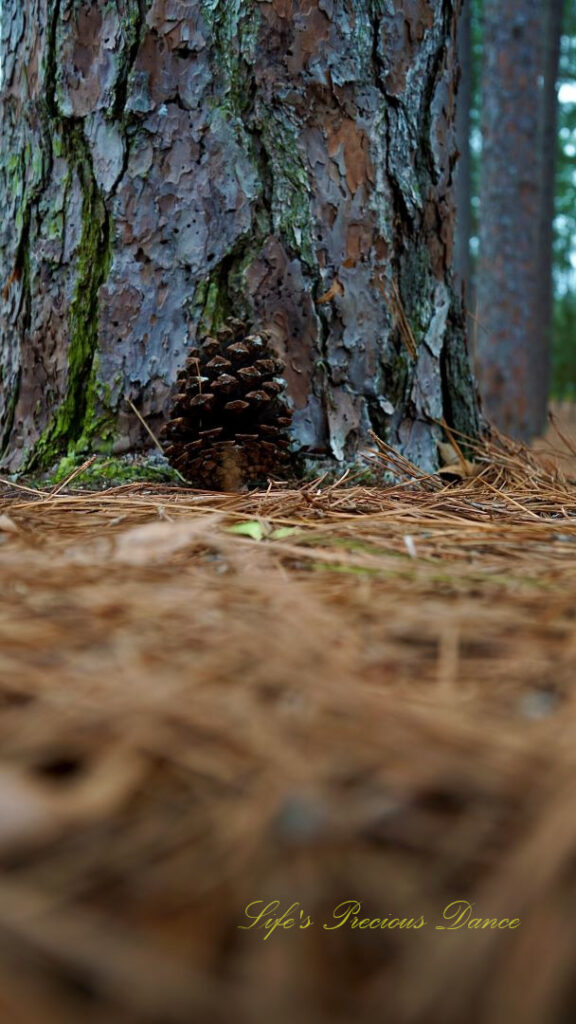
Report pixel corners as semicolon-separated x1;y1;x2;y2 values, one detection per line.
125;396;164;452
548;409;576;459
48;455;98;498
375;274;417;359
190;357;203;395
480;479;542;521
436;416;469;470
125;396;190;485
0;476;48;496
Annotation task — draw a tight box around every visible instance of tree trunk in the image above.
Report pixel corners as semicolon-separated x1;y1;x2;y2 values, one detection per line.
536;0;564;425
0;0;480;483
476;0;543;441
454;0;472;304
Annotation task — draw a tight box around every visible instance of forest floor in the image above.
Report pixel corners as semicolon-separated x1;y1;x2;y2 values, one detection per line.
0;414;576;1023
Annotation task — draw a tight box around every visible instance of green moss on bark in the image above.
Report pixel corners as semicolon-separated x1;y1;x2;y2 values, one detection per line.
202;0;317;269
23;453;184;490
21;1;152;470
25;125;113;470
201;0;260;112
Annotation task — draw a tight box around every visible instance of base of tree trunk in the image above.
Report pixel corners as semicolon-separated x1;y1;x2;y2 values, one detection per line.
0;0;481;476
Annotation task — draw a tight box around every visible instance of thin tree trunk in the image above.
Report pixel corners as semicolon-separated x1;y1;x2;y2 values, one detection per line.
536;0;564;429
0;0;480;479
454;0;472;304
476;0;543;441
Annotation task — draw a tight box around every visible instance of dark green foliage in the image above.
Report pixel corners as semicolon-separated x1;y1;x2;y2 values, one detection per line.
553;293;576;397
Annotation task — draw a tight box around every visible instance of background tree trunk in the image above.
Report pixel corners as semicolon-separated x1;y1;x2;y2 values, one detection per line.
536;0;564;424
0;0;480;479
454;0;472;305
476;0;544;441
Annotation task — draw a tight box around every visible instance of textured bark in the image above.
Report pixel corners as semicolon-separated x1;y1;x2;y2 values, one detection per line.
536;0;564;426
476;0;543;441
0;0;480;476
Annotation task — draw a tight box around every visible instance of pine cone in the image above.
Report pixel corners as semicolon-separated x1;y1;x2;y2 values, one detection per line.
161;319;297;489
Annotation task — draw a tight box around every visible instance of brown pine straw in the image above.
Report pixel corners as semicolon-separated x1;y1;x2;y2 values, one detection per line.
0;425;576;1021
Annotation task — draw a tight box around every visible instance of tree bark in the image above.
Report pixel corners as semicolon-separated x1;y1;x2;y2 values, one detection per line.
476;0;543;441
454;0;472;304
0;0;480;480
536;0;564;425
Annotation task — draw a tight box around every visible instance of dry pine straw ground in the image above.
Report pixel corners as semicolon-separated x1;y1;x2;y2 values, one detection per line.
1;431;576;1023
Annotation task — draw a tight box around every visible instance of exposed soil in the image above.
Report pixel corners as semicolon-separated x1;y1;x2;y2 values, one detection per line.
0;422;576;1023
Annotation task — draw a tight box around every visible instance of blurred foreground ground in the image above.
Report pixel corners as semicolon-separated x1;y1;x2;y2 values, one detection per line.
0;417;576;1023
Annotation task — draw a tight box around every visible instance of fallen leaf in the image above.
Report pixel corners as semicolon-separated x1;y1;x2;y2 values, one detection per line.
437;461;481;479
404;535;418;558
226;521;266;541
270;527;299;540
112;516;223;565
0;747;146;852
0;515;19;534
438;441;458;466
437;441;481;478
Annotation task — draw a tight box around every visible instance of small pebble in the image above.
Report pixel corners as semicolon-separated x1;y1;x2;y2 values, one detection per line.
519;689;560;720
